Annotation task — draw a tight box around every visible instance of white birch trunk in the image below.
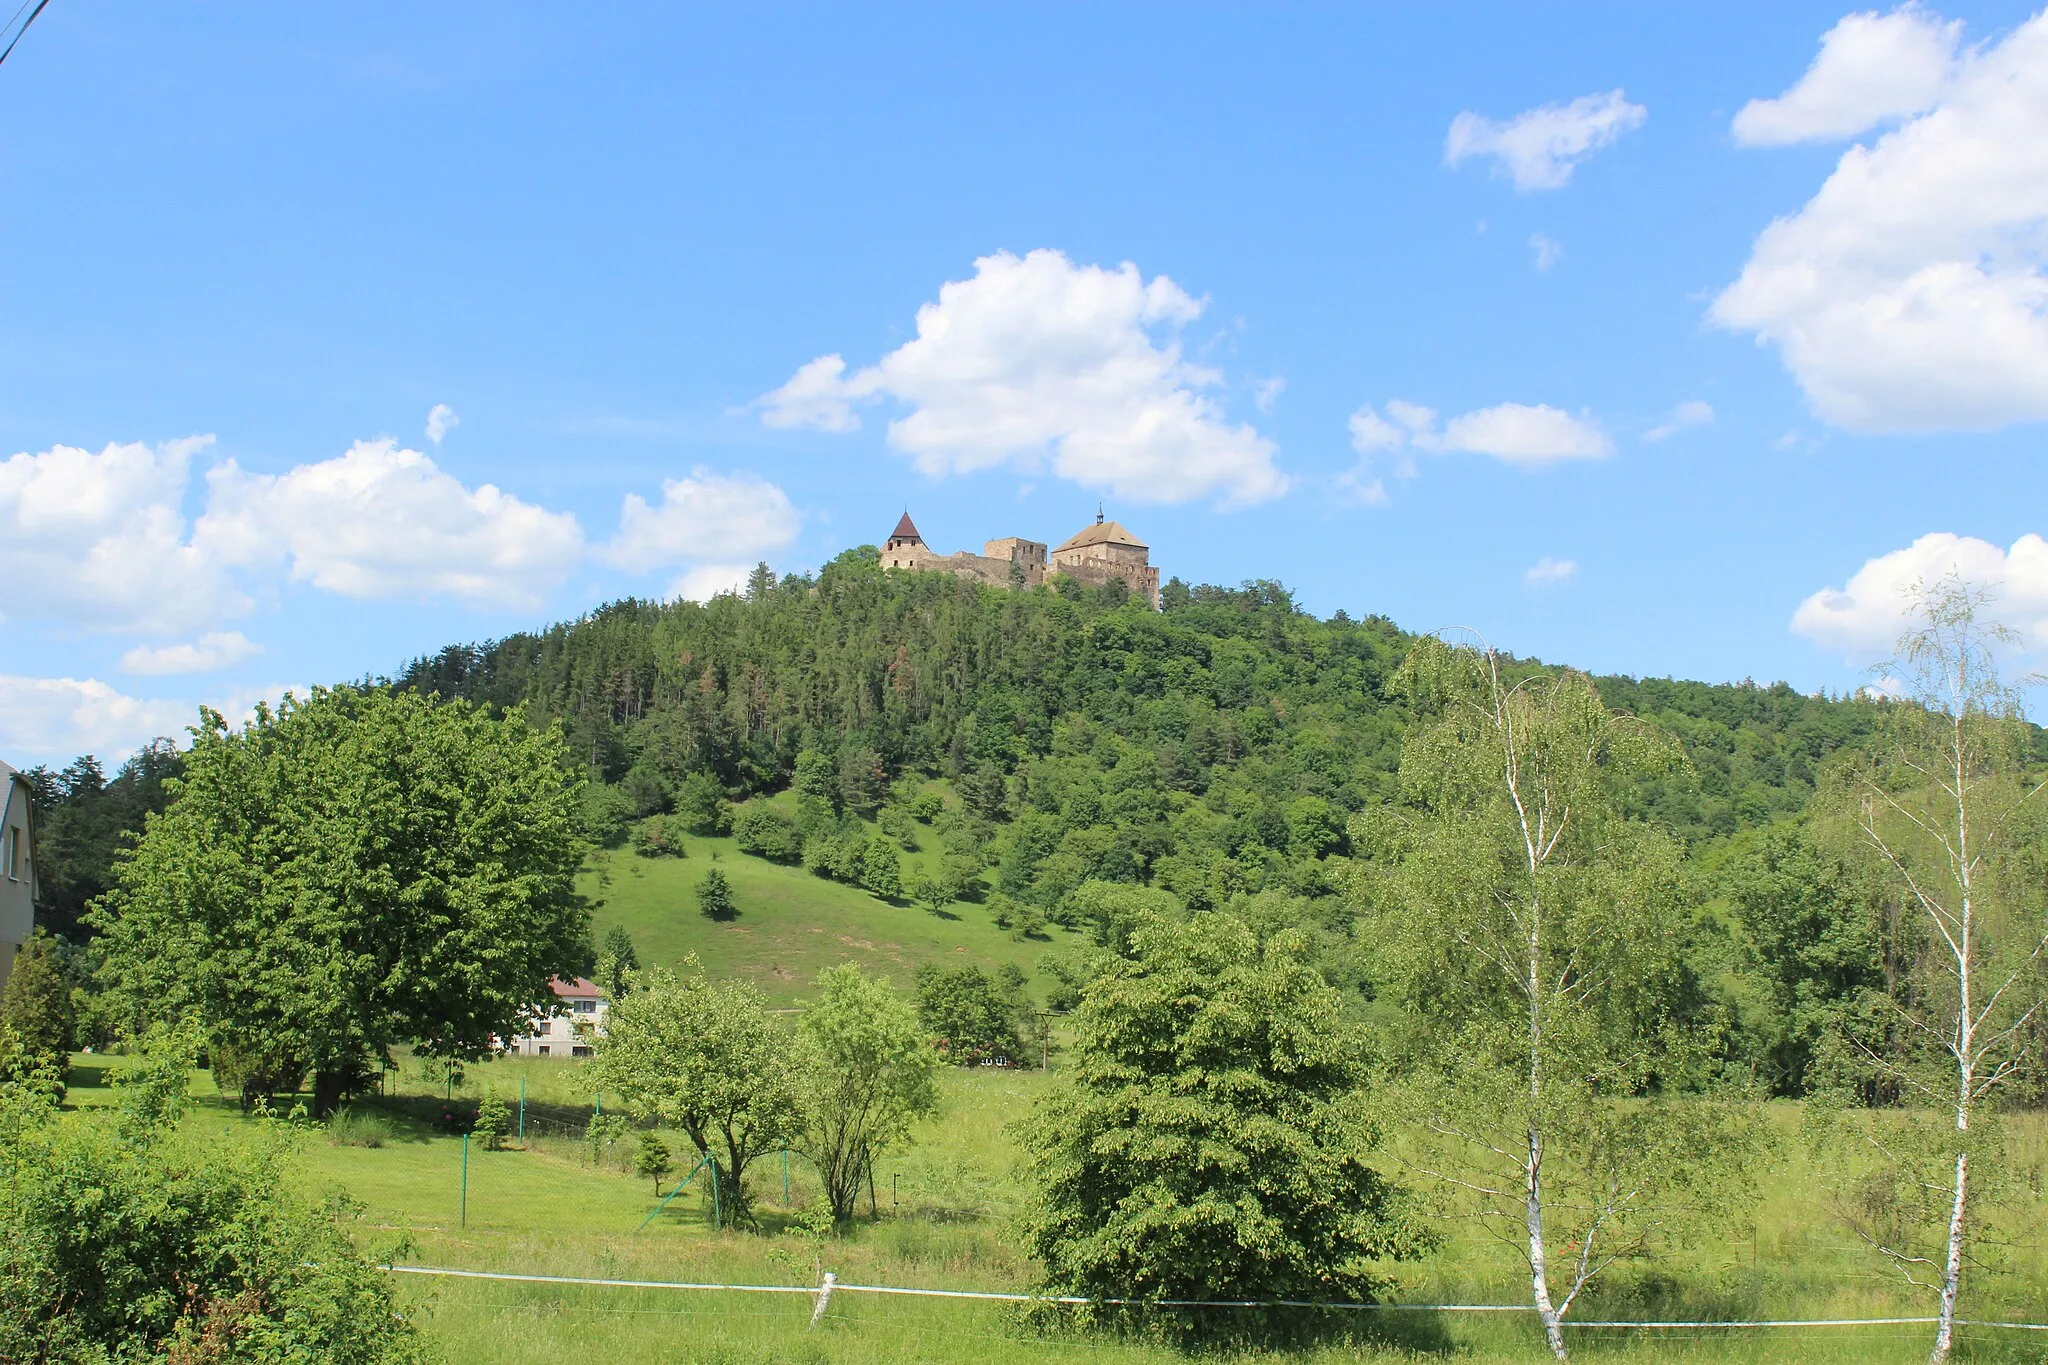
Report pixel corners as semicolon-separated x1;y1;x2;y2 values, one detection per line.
1527;1122;1568;1359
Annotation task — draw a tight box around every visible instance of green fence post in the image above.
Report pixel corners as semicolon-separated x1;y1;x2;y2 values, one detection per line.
460;1131;470;1228
518;1075;526;1143
709;1159;721;1233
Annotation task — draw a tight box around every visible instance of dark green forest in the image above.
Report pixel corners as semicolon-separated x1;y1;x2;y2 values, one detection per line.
32;548;2022;1098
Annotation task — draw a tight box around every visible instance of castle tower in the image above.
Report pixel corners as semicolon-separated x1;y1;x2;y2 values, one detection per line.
885;512;924;553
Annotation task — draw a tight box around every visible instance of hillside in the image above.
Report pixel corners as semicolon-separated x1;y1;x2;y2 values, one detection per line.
586;795;1074;1007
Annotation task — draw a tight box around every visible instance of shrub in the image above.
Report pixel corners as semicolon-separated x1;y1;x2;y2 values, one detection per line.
732;804;802;863
674;771;732;836
634;1132;674;1192
908;791;945;823
632;814;688;858
327;1104;399;1148
696;868;737;921
586;1112;631;1168
473;1096;512;1150
0;1074;427;1361
859;838;903;900
583;782;636;849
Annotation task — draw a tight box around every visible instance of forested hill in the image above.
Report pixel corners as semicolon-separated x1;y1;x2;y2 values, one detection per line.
395;548;1883;851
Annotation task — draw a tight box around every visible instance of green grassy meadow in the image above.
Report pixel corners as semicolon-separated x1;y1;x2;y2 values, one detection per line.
59;1055;2048;1364
583;802;1079;1005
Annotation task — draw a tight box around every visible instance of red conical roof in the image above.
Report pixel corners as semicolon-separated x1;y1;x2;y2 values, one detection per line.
890;512;922;541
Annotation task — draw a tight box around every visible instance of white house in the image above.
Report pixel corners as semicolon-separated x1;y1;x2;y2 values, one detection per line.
505;977;609;1058
0;761;37;999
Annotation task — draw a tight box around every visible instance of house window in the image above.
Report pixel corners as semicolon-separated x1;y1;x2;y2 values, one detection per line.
537;1045;550;1056
573;999;597;1014
572;1046;592;1058
3;823;18;881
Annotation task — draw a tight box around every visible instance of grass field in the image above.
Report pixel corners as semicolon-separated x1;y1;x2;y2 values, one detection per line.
58;1054;2048;1364
582;801;1080;1005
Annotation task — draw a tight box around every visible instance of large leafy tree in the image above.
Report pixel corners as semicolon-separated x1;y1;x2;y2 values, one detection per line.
586;959;802;1225
1366;638;1764;1360
94;686;590;1115
0;933;73;1086
1025;908;1422;1342
797;963;939;1220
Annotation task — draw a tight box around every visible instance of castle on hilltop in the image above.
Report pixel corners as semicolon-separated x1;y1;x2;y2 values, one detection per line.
881;510;1162;608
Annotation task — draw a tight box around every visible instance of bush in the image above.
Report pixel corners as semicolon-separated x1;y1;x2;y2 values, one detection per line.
696;868;737;920
631;814;688;858
915;964;1024;1066
327;1104;399;1148
473;1096;512;1150
1025;912;1424;1341
0;1081;428;1361
586;1113;630;1168
732;804;803;863
859;838;903;900
583;782;636;849
634;1132;674;1192
674;771;732;836
908;791;945;823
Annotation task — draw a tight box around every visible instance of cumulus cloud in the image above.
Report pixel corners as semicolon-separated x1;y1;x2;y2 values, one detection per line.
120;631;264;677
1444;90;1647;191
425;403;460;445
1793;532;2048;661
0;675;301;765
670;563;753;603
602;469;798;573
1734;4;1962;146
757;248;1287;506
0;436;249;634
201;439;583;609
1525;557;1579;586
1644;400;1715;442
1714;9;2048;431
1430;403;1612;464
1530;233;1564;271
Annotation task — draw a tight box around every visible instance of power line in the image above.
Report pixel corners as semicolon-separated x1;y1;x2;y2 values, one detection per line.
0;0;52;70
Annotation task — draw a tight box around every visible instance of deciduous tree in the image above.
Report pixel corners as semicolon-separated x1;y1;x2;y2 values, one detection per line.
1366;638;1764;1360
94;687;590;1116
795;964;938;1221
1826;579;2048;1364
1026;909;1423;1342
587;960;801;1225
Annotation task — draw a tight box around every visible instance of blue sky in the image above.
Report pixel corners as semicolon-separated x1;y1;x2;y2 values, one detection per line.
6;2;2048;763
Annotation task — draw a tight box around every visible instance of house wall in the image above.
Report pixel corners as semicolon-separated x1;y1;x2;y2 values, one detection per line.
507;997;608;1057
0;776;35;1001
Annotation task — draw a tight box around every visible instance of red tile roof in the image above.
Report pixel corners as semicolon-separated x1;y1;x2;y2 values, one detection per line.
550;977;604;999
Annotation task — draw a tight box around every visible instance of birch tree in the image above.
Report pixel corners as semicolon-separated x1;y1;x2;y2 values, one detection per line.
1830;579;2047;1365
1363;638;1762;1360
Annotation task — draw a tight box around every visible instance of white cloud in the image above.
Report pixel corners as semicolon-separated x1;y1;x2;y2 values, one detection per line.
0;675;302;765
757;248;1287;507
0;436;249;634
1644;399;1715;442
1348;406;1407;454
1429;404;1612;464
670;563;753;603
760;355;862;433
120;631;263;677
1714;10;2048;431
1733;4;1962;146
603;468;798;573
425;403;460;445
1345;400;1610;479
1444;90;1647;191
1525;557;1579;586
201;439;583;609
1253;377;1286;413
1529;233;1564;271
1793;532;2048;660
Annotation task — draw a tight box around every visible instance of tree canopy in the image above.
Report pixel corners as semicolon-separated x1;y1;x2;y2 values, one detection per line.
93;686;590;1115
